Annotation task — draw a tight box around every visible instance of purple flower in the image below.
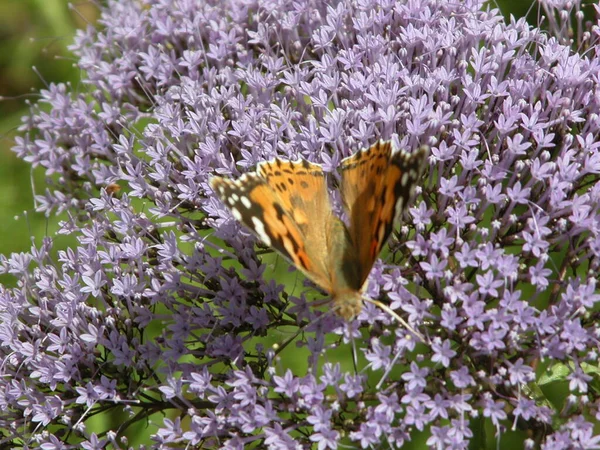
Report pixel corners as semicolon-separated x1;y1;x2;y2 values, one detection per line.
339;373;364;398
309;427;340;450
567;364;592;393
506;358;535;386
481;396;508;428
431;338;457;368
401;362;429;393
307;406;334;433
420;254;448;281
273;370;299;398
3;0;600;448
364;338;391;371
350;422;380;448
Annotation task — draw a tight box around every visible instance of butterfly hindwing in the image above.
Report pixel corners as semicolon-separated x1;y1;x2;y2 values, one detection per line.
339;141;428;286
210;158;334;291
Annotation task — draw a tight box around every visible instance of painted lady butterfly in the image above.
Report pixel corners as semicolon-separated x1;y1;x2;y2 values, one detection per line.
210;141;428;320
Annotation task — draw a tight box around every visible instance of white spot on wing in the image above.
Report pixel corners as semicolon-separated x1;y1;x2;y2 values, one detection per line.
241;196;252;209
401;172;409;187
251;217;271;246
231;208;242;221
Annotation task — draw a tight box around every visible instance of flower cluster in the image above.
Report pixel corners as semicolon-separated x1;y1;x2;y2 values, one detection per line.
3;0;600;448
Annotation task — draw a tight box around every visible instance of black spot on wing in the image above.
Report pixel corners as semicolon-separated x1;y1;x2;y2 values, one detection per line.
391;148;427;201
389;146;429;226
273;202;286;220
375;183;396;253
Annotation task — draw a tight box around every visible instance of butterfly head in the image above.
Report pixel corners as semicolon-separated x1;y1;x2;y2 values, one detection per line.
332;290;363;320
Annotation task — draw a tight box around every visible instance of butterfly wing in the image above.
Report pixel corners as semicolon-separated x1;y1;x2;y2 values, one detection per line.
210;158;334;291
339;141;428;286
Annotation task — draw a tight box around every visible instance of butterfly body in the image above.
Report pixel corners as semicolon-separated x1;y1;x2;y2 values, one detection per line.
326;216;364;318
210;141;428;320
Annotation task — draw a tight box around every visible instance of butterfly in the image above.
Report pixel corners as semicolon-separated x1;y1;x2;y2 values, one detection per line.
210;141;428;320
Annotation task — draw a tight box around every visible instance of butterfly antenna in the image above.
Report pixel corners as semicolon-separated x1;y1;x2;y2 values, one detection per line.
325;302;360;374
362;297;428;345
375;344;405;390
350;329;359;375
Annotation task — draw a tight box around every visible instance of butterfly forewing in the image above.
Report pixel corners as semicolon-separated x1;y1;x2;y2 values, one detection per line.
339;141;428;286
210;158;334;291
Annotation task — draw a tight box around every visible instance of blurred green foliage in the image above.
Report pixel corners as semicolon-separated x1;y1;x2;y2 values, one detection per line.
0;0;98;285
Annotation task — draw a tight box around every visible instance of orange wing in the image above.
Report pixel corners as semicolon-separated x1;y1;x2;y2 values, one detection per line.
210;158;335;292
339;141;428;286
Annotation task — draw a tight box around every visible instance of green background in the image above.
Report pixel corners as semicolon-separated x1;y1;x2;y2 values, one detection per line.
0;0;98;284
